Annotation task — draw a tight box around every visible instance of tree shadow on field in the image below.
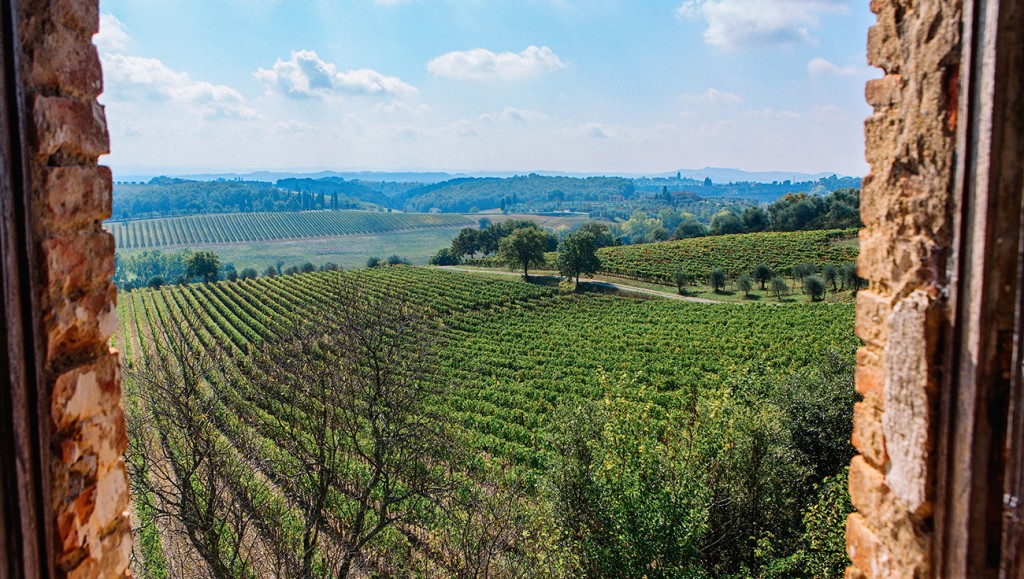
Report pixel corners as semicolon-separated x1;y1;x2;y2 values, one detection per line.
521;274;563;287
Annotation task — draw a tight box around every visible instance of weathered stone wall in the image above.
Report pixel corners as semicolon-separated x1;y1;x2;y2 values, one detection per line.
850;0;963;576
17;0;131;576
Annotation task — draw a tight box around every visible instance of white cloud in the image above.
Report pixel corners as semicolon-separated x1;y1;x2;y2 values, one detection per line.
274;120;313;133
256;50;417;98
675;0;847;50
427;46;566;81
103;54;259;119
807;56;860;75
580;122;611;139
375;100;430;115
94;13;131;52
746;108;800;119
683;87;743;103
480;107;549;123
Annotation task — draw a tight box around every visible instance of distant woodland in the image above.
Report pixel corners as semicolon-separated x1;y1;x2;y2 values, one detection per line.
112;173;861;220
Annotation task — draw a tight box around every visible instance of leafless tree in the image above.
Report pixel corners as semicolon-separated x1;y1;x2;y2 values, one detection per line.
252;278;457;577
125;303;265;577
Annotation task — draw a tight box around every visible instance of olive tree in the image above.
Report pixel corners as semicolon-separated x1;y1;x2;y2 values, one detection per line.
771;277;789;300
804;275;827;301
737;273;753;297
709;268;727;293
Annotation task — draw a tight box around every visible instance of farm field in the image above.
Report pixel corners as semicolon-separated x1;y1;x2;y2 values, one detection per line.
118;266;857;577
107;210;473;250
141;227;466;272
596;228;859;282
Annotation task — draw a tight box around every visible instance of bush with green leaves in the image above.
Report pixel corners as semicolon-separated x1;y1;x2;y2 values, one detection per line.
771;276;789;300
709;268;727;293
737;273;754;297
803;275;826;301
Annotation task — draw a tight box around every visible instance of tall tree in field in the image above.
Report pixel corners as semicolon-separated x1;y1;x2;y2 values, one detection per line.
709;268;727;293
451;227;482;259
253;280;456;577
557;232;602;286
754;264;773;290
499;227;550;279
187;250;220;283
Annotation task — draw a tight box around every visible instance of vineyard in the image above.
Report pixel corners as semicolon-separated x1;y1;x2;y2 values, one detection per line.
107;210;473;250
117;267;857;577
596;228;859;281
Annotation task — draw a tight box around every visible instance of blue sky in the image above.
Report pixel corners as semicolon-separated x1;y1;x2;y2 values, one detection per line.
96;0;878;177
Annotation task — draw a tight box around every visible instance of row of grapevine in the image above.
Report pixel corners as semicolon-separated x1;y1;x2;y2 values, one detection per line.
596;228;859;282
108;210;474;250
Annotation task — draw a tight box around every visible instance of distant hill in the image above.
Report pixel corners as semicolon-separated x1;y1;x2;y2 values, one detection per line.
661;167;854;184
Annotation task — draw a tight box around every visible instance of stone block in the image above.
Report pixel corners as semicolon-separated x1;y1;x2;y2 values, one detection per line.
32;95;109;159
41;166;112;233
856;290;892;347
849;455;890;521
54;0;100;34
42;231;114;297
866;75;902;109
847;513;881;577
883;290;936;517
51;352;117;427
853;398;888;468
32;34;102;97
45;283;117;364
856;347;885;396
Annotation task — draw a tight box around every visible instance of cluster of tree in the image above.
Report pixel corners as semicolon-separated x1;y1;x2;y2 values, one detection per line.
672;261;864;301
548;353;855;577
113;249;345;289
275;177;396;207
434;220;560;263
633;173;862;203
404;174;636;213
365;255;411;268
671;188;861;240
111;177;373;220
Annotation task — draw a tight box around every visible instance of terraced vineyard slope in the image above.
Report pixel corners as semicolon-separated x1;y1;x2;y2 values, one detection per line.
117;267;857;577
597;228;859;282
107;210;474;250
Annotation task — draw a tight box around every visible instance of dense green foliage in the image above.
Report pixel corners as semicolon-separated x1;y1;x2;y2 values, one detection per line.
108;210;472;250
112;178;374;219
119;267;857;577
403;174;636;213
597;229;859;282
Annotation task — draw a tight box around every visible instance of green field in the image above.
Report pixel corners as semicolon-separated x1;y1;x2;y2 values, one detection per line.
118;267;856;577
107;210;473;250
597;228;859;282
148;227;464;272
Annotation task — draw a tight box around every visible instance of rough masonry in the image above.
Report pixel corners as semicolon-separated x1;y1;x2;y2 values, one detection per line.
850;0;963;576
17;0;132;576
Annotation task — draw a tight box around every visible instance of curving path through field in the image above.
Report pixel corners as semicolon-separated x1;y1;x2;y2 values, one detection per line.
438;266;719;303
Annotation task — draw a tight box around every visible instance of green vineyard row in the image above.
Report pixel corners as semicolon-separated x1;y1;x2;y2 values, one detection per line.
596;228;859;281
107;210;474;250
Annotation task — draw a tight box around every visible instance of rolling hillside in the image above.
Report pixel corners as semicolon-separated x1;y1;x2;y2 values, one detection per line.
107;210;474;250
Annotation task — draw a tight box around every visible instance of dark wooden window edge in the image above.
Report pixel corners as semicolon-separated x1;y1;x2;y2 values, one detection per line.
0;0;55;577
936;0;1024;576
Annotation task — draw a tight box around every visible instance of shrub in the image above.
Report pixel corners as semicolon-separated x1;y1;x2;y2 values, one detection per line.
803;275;826;301
709;268;727;292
